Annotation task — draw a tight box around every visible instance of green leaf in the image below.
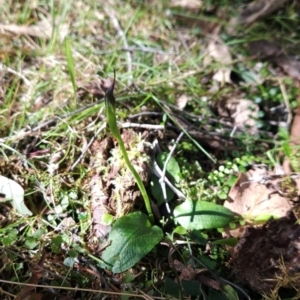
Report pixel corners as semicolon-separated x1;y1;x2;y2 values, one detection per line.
32;228;45;239
51;235;63;253
211;238;238;247
0;175;32;216
24;238;39;250
64;38;76;93
174;199;234;230
156;152;182;183
164;278;180;298
182;280;202;296
102;213;114;225
68;250;78;258
221;284;239;300
102;212;163;273
190;230;208;245
172;226;187;235
64;257;75;268
2;228;18;246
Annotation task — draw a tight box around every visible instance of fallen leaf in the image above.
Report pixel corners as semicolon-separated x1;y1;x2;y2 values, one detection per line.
174;259;195;281
203;38;232;84
249;40;300;80
274;56;300;80
15;250;46;300
249;40;284;59
226;171;292;219
77;77;115;100
175;94;191;110
223;166;300;238
218;98;260;134
0;175;32;216
170;0;203;10
228;0;290;34
0;19;68;41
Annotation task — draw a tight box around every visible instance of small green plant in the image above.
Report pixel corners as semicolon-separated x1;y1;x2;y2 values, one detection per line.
104;71;154;223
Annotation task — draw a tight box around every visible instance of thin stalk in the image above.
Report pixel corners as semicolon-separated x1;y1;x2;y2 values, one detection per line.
105;71;154;223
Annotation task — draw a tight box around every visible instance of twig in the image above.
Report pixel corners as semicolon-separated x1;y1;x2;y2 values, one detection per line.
0;62;31;86
0;279;155;299
152;139;185;212
128;111;163;118
120;46;175;55
159;132;185;212
103;6;133;85
121;122;164;130
70;122;106;170
152;160;185;200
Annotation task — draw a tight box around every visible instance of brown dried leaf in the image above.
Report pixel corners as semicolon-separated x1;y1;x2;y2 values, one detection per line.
170;0;203;10
218;98;259;134
249;40;300;80
203;38;232;84
175;94;191;110
228;0;290;34
274;56;300;80
249;39;284;59
224;171;292;237
173;259;221;290
0;19;68;41
15;250;46;300
77;78;115;100
174;259;195;281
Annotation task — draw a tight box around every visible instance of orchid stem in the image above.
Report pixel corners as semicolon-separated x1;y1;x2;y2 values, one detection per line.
105;71;154;223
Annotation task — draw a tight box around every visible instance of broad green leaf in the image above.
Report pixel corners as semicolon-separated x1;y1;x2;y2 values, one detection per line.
102;212;163;273
156;152;182;183
174;199;234;230
0;175;32;216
